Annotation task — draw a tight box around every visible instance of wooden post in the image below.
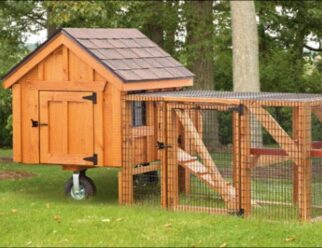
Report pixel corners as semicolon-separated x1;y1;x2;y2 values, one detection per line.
157;102;168;208
167;104;179;207
297;104;312;221
232;111;241;211
240;105;251;216
120;100;134;204
292;107;299;204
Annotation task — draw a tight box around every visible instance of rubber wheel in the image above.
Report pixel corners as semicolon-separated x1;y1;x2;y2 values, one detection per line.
65;176;95;200
81;175;97;195
79;171;97;195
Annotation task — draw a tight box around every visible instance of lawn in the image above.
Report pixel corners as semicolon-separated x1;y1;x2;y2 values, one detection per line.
1;153;322;246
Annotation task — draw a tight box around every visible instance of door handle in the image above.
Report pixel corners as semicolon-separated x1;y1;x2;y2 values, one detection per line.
31;119;48;128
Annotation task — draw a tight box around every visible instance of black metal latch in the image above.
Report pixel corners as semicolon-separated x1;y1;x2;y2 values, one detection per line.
156;141;172;150
31;119;48;128
228;104;244;115
83;153;98;165
82;92;97;104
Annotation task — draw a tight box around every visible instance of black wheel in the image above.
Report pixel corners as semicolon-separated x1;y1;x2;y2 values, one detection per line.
79;170;97;195
65;176;95;200
82;175;97;195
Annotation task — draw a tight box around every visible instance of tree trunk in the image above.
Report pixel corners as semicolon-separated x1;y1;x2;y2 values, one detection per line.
185;0;219;151
142;1;164;47
231;1;262;147
46;5;57;37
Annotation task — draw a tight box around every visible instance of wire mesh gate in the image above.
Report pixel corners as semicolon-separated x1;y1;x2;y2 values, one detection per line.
120;91;322;221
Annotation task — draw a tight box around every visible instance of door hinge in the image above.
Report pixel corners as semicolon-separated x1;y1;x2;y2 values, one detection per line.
228;104;244;115
82;92;97;104
83;153;98;165
156;141;172;150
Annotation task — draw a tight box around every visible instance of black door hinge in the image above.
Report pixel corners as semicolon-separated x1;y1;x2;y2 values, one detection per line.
83;153;98;165
156;141;172;150
82;92;97;104
228;104;244;115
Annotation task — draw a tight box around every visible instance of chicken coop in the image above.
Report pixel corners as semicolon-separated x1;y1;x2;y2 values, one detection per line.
122;91;322;222
3;28;322;221
2;28;193;200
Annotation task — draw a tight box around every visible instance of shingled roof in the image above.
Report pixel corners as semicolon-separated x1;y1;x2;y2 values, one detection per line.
62;28;194;82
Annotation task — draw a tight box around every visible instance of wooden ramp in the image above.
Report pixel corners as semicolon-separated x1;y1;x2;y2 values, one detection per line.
175;109;237;210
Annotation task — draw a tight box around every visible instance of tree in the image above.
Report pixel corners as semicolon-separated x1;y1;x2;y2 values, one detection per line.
231;1;260;92
231;1;262;146
184;1;220;150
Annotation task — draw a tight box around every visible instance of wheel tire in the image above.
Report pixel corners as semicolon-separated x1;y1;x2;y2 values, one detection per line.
65;176;95;200
82;175;97;195
79;170;97;195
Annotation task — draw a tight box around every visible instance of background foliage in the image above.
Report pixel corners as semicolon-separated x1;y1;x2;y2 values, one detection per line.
1;0;322;147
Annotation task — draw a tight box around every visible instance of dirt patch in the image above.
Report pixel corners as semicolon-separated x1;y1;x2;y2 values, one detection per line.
0;157;13;162
0;171;36;180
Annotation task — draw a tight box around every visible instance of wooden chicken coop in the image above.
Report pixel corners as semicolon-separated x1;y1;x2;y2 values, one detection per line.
2;28;193;199
3;28;322;221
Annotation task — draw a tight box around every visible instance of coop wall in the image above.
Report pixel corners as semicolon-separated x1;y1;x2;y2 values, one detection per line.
12;44;122;167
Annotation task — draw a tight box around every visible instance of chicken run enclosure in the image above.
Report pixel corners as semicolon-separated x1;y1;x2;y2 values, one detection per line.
119;90;322;221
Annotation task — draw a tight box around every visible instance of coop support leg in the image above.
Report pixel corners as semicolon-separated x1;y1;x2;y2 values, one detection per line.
292;107;299;204
73;171;80;193
297;105;312;221
240;106;251;216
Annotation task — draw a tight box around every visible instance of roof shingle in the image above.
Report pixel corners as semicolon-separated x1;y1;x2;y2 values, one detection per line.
63;28;194;82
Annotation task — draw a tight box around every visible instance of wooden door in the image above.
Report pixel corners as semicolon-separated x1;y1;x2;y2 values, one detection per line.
39;91;96;166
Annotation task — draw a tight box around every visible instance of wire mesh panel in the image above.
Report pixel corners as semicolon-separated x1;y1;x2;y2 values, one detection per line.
166;103;240;215
248;106;298;220
120;100;162;207
311;107;322;219
123;90;322;221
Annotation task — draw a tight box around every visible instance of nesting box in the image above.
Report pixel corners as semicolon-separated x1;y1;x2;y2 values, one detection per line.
2;28;193;170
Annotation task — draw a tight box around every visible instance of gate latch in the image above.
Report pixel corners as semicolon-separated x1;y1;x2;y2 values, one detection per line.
156;141;172;150
31;119;48;128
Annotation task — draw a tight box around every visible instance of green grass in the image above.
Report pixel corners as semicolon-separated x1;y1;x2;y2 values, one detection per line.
2;155;322;246
0;149;12;157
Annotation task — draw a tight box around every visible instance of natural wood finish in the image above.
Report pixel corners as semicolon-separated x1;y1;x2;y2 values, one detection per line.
175;109;237;210
39;91;95;166
167;105;179;207
27;80;107;92
104;84;122;167
132;126;154;138
157;102;168;208
94;91;104;166
292;107;299;203
122;78;193;91
3;34;65;88
297;105;312;221
172;205;228;215
121;100;134;204
12;84;22;162
62;46;69;81
240;106;251;216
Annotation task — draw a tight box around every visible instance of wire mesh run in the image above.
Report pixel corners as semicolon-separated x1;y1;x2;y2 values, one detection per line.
121;91;322;221
166;103;239;215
